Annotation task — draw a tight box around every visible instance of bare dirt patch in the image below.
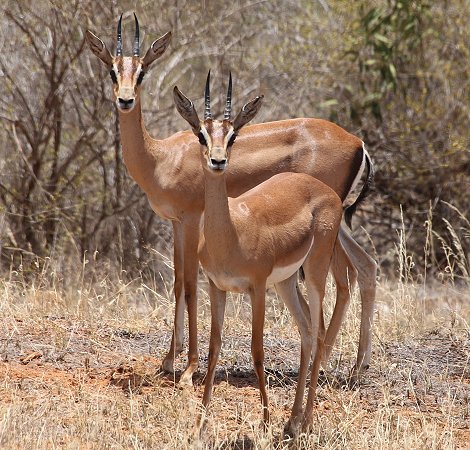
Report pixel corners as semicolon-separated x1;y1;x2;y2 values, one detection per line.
1;311;469;448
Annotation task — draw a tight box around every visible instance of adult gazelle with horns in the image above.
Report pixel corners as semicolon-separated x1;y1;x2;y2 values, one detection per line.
85;14;376;387
173;73;343;434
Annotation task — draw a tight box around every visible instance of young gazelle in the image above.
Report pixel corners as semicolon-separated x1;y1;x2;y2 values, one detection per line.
173;74;343;434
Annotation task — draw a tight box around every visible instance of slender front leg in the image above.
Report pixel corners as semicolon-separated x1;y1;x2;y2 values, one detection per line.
196;279;227;430
162;221;186;374
338;227;377;379
249;283;270;427
179;216;202;386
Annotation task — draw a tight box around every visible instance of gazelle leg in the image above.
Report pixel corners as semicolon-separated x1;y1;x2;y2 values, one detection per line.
296;281;313;329
304;333;324;430
162;221;186;374
338;227;377;379
302;241;334;430
323;237;357;365
275;274;313;436
196;279;227;431
179;217;201;386
249;283;270;427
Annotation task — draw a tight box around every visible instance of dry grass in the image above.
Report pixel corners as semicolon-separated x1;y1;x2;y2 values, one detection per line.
0;246;469;449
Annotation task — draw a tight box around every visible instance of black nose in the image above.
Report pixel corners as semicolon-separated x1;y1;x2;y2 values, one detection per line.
210;158;227;170
118;98;135;109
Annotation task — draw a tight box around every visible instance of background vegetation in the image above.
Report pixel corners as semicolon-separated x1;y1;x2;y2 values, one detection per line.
0;0;469;283
0;2;469;448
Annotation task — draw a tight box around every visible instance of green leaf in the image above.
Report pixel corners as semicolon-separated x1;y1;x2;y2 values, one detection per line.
374;33;391;45
319;99;339;108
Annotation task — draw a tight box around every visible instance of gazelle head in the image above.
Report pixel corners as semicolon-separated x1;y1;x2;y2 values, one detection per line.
173;71;263;173
86;14;171;113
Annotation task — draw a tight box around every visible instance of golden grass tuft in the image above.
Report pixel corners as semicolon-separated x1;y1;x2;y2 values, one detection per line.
0;219;469;449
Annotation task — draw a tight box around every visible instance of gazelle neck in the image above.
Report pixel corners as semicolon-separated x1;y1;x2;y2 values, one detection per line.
203;169;239;259
117;98;158;189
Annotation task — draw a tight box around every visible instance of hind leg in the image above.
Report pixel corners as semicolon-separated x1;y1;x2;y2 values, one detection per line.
338;227;377;379
301;232;337;429
324;237;358;365
275;274;313;436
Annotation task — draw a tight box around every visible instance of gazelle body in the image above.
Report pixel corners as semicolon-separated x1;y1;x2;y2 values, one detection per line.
86;15;377;387
173;76;342;432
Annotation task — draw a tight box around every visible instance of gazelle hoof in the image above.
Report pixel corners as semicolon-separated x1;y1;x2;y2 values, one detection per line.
348;363;369;387
301;414;314;434
161;357;175;374
178;365;197;388
190;412;208;443
283;417;301;438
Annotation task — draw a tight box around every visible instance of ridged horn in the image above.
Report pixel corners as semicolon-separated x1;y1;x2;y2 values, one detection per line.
204;70;212;120
223;72;232;120
133;13;140;56
116;14;123;56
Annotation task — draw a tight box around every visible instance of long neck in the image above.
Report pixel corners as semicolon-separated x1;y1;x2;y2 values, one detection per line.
118;98;158;190
203;169;239;260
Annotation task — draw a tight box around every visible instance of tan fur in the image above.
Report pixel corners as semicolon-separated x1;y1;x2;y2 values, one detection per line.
190;113;342;433
86;23;377;388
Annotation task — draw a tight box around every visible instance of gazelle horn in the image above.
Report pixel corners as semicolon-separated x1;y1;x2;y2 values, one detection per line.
133;13;140;57
223;72;233;120
204;70;212;120
116;14;123;56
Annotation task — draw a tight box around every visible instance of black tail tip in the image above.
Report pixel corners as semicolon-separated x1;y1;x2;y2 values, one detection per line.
344;205;355;229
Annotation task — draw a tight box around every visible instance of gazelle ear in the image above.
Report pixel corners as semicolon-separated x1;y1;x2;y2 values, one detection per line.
142;31;172;69
233;95;264;132
86;30;113;67
173;86;201;134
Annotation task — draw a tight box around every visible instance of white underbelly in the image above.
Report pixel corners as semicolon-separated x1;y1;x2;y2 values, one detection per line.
204;269;250;293
266;237;314;285
266;258;304;285
202;236;314;291
148;198;177;220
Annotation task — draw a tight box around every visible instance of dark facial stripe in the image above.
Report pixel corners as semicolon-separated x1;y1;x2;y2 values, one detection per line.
198;132;207;146
110;69;118;84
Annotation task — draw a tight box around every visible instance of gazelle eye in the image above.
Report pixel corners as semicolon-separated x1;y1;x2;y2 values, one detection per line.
136;71;145;85
227;134;237;147
198;132;207;146
109;69;118;84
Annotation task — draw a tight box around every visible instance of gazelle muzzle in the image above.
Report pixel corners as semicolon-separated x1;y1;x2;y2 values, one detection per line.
209;149;228;171
117;97;135;110
116;84;136;111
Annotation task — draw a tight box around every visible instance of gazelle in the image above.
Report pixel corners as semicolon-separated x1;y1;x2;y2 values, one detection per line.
85;15;376;386
173;74;343;433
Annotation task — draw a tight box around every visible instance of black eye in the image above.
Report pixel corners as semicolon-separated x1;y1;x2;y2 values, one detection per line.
198;132;207;146
109;69;118;84
136;71;145;85
227;134;237;147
